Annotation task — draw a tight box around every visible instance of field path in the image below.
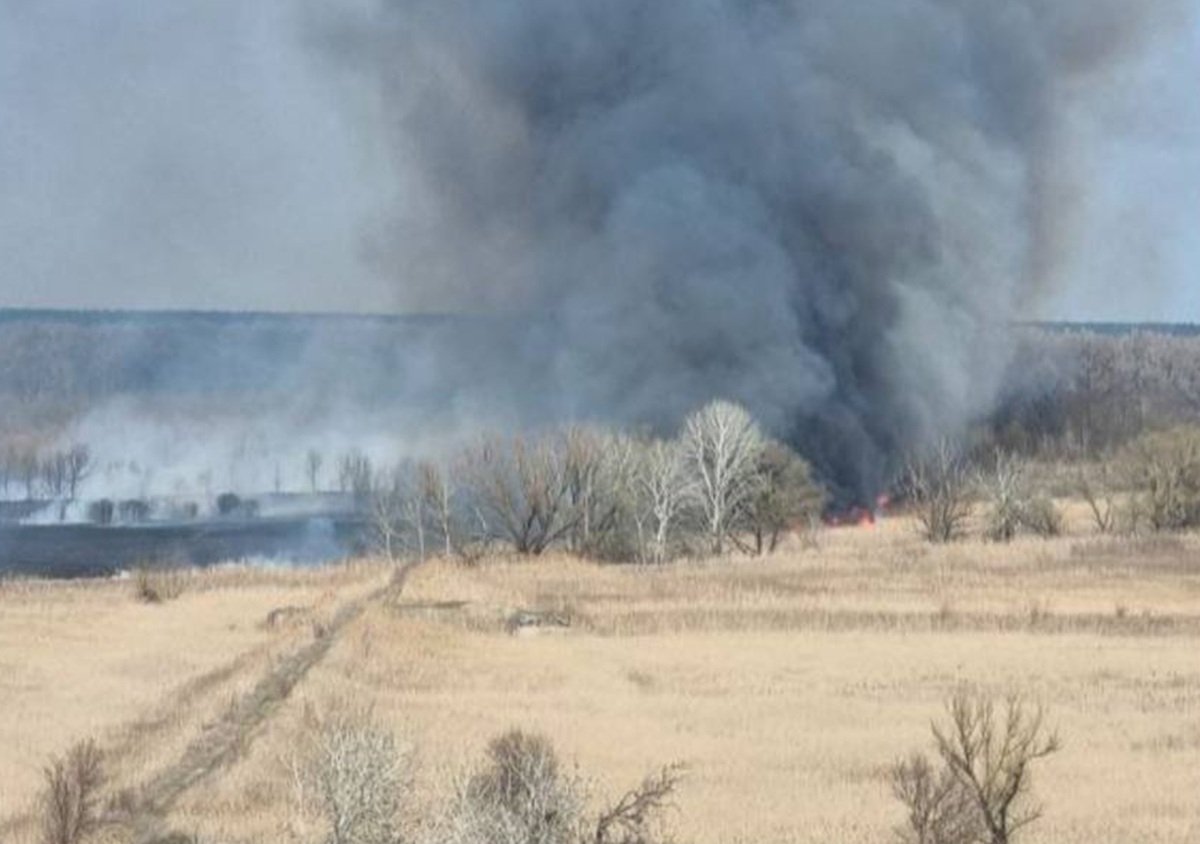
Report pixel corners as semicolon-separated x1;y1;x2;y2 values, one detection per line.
128;566;413;843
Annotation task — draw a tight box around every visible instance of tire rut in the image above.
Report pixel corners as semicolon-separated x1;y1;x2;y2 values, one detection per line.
128;573;405;843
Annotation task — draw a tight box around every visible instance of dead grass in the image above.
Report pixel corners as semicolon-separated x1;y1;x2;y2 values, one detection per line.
0;560;389;839
1;508;1199;843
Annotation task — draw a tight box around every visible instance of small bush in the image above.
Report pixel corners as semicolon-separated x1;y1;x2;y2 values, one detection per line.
301;706;411;844
450;730;586;844
1020;496;1063;538
132;565;186;604
1119;426;1200;532
434;730;681;844
40;739;104;844
981;454;1061;542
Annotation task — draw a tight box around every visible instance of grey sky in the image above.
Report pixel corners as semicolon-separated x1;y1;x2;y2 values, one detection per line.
0;0;394;313
0;0;1196;321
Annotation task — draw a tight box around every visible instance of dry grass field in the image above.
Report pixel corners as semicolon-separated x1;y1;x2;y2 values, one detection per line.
2;506;1199;843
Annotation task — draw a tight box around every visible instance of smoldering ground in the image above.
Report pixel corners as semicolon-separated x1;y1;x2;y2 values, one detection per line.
1;0;1194;501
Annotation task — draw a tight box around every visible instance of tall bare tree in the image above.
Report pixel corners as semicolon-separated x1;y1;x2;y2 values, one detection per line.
902;440;974;543
306;449;324;493
459;434;578;555
338;450;373;503
419;460;457;558
62;445;91;500
681;400;765;554
932;690;1060;844
632;438;692;563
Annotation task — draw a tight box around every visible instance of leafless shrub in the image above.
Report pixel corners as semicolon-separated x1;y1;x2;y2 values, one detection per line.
436;730;586;844
40;739;104;844
1119;426;1200;532
890;753;979;844
981;453;1025;543
132;565;186;604
430;731;681;844
902;441;974;543
298;705;412;844
1074;463;1119;534
1019;496;1062;538
592;765;683;844
981;454;1061;542
894;688;1060;844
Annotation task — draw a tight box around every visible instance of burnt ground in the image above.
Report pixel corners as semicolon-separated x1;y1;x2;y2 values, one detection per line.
0;518;365;578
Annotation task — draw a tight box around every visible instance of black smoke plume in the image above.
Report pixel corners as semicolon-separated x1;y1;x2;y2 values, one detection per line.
316;0;1185;497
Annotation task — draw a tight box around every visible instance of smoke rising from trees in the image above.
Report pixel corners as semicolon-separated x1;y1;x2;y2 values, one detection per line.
0;0;1193;499
317;0;1188;494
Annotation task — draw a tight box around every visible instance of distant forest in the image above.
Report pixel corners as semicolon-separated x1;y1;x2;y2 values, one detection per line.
0;308;1198;460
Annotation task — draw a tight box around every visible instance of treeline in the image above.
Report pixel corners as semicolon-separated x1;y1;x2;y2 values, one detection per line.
0;443;91;501
361;400;824;565
994;329;1200;457
905;424;1200;543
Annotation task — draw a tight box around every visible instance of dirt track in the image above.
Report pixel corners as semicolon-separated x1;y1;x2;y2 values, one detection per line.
126;568;410;843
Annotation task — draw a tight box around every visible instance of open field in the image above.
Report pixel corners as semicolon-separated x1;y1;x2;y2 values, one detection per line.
2;507;1199;842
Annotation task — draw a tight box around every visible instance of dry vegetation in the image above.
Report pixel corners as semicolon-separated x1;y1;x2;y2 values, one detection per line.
1;507;1199;843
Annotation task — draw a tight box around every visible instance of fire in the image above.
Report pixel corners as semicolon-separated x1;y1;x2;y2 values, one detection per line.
824;493;893;529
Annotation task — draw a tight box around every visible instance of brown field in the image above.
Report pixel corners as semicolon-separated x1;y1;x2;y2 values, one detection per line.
2;506;1199;843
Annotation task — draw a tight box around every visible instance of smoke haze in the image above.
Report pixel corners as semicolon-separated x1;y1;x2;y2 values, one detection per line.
315;0;1190;491
1;0;1195;496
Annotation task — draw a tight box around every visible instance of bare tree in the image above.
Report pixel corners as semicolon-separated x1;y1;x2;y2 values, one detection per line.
338;450;373;503
41;451;69;499
891;753;979;844
593;765;684;844
458;434;578;555
40;739;104;844
681;400;765;554
18;447;40;500
632;438;691;564
419;460;458;558
63;445;90;500
306;449;324;493
902;440;974;543
369;478;404;563
932;690;1060;844
1074;462;1118;534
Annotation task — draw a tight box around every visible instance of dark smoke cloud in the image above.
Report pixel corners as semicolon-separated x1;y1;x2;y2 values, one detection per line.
0;0;1192;501
317;0;1187;494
